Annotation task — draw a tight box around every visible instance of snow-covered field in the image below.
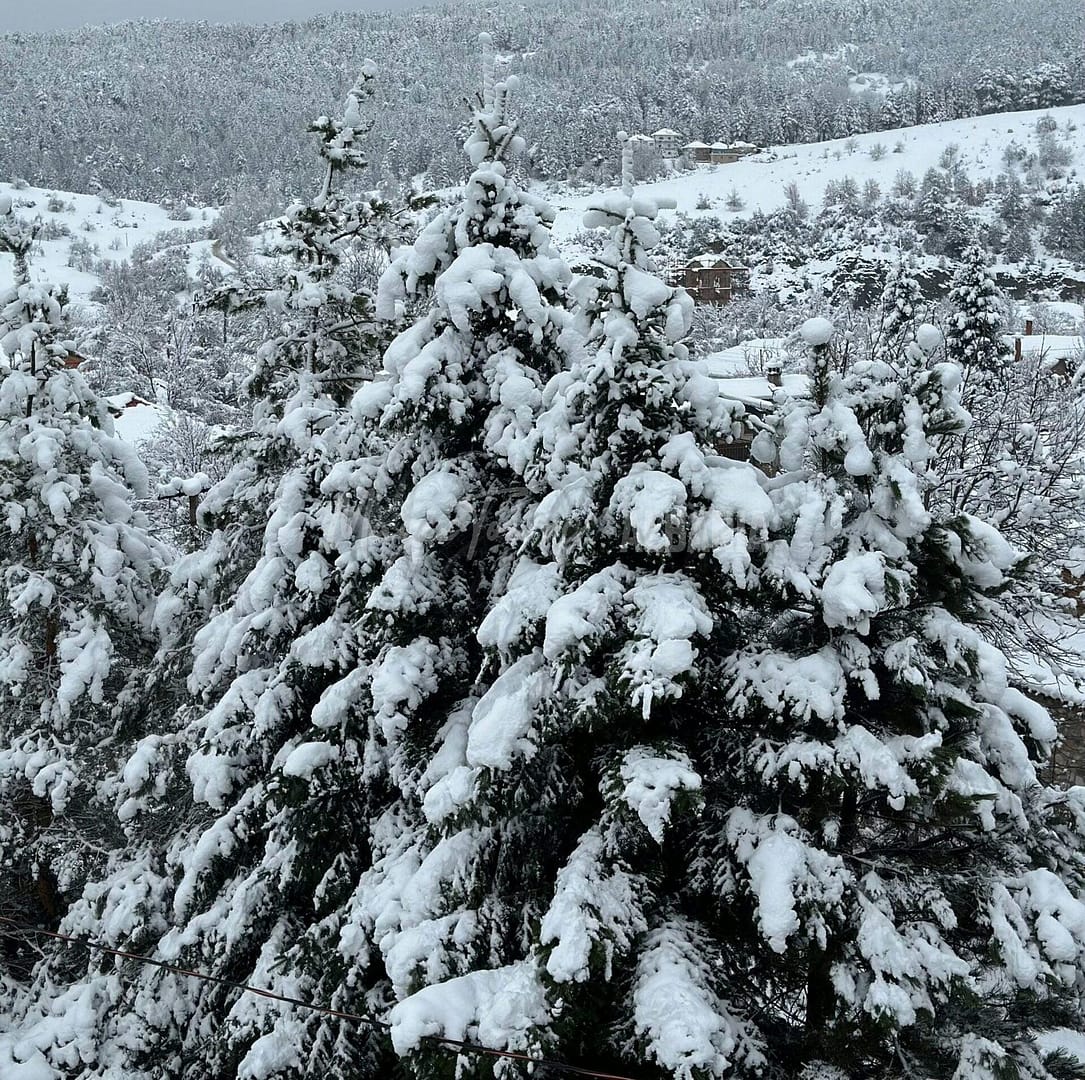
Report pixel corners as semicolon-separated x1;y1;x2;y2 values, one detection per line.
0;182;223;315
546;103;1085;243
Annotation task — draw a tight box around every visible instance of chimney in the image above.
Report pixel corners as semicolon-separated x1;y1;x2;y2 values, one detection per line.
1025;317;1034;335
765;359;783;388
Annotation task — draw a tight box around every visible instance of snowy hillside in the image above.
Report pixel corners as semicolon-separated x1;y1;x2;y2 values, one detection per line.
0;183;230;457
0;181;223;315
548;103;1085;244
2;0;1082;203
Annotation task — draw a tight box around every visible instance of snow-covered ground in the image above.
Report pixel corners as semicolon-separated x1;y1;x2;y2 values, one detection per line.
0;186;214;461
0;182;223;316
105;393;169;447
545;103;1085;244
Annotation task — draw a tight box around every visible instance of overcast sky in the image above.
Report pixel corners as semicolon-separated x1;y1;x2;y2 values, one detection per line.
4;0;431;34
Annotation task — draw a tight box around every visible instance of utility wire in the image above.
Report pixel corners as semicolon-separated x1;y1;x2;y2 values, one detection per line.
0;917;643;1080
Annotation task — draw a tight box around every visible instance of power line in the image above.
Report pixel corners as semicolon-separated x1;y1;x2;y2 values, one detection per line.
0;917;643;1080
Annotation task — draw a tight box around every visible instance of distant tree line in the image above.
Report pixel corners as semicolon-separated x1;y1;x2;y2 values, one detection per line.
0;0;1081;204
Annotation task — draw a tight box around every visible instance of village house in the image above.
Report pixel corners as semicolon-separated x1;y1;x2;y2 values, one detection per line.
671;254;749;306
649;128;685;159
682;140;712;163
104;390;154;418
703;344;805;463
1007;319;1084;376
710;141;761;164
647;129;763;165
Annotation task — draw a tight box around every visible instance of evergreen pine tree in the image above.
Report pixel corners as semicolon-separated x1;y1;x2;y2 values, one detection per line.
184;60;403;634
999;174;1035;262
714;315;1085;1076
370;136;771;1077
0;250;167;967
3;44;577;1080
870;257;925;364
0;193;39;286
944;243;1008;399
1044;183;1085;262
1;61;405;1079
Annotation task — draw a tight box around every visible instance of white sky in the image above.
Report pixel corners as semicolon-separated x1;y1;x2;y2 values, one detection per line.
3;0;432;34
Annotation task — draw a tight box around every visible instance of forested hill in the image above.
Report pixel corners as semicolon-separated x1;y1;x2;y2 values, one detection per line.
1;0;1081;205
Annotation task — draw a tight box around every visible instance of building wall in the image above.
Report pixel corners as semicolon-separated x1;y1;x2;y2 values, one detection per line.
709;146;759;165
679;266;747;305
654;134;682;157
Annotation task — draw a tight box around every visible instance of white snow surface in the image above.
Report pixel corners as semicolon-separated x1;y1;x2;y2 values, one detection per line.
388;962;548;1055
633;920;758;1078
0;181;219;313
547;103;1085;246
619;746;702;842
0;1049;54;1080
107;396;169;445
280;740;340;779
800;318;835;348
1036;1028;1085;1066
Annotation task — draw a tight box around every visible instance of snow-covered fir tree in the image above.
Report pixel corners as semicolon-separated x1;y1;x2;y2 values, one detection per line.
0;193;39;286
360;136;772;1077
320;39;592;1072
0;60;403;1078
943;243;1006;392
1;44;579;1079
870;256;925;364
179;59;404;647
718;316;1085;1076
0;255;167;971
2;35;1084;1080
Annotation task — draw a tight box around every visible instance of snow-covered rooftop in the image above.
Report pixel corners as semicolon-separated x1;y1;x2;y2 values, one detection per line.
1007;334;1084;360
106;393;168;445
685;253;748;269
699;340;808;404
651;128;683;137
702;339;788;376
712;373;807;405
